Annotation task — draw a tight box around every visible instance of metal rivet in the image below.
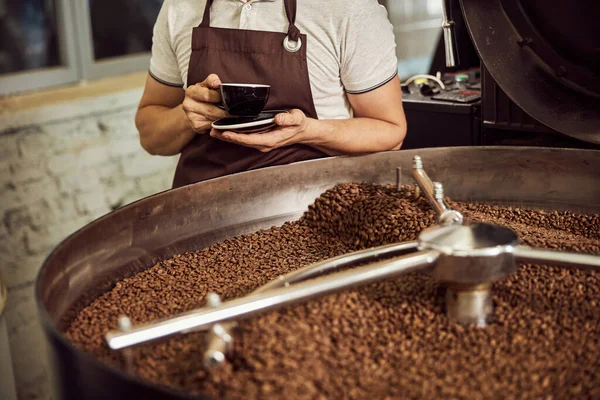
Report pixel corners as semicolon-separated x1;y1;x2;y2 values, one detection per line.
118;316;132;331
433;182;444;203
412;155;423;169
283;36;302;53
206;292;222;308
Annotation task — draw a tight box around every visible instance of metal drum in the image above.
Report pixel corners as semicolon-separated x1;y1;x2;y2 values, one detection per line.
36;147;600;400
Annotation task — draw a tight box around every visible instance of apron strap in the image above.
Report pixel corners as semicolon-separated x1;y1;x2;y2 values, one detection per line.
200;0;214;27
200;0;300;41
284;0;300;41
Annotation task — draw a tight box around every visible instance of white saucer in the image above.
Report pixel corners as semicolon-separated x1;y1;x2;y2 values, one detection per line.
212;110;288;132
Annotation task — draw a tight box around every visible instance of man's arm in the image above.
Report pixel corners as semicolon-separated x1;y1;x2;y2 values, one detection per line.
135;75;190;156
135;74;227;156
301;74;406;155
209;75;407;155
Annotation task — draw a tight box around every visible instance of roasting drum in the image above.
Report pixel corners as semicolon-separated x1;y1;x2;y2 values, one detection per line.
36;147;600;400
460;0;600;144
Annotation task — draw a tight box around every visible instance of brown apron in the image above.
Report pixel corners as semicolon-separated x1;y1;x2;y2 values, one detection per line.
172;0;328;188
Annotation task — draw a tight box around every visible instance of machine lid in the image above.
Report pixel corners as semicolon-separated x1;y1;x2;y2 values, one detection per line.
460;0;600;144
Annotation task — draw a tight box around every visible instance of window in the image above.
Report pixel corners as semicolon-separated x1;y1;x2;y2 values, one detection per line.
0;0;78;95
0;0;163;96
73;0;163;80
89;0;161;60
0;0;60;74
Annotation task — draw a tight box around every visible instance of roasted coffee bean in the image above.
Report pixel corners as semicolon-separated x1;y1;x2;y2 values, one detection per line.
65;183;600;399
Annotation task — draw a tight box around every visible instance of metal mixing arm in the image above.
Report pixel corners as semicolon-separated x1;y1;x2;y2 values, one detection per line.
106;250;438;350
514;246;600;273
106;218;600;358
411;155;463;225
202;240;418;367
256;241;419;293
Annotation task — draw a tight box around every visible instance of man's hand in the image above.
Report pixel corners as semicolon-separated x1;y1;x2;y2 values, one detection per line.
208;75;407;156
210;109;311;153
183;74;228;134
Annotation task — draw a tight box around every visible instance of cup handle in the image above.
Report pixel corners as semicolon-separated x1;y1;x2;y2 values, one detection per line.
214;87;226;110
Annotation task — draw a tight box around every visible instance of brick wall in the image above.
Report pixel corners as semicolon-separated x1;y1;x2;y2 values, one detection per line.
0;87;178;399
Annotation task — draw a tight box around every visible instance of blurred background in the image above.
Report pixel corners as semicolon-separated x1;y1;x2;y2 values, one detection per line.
0;0;442;92
0;1;444;399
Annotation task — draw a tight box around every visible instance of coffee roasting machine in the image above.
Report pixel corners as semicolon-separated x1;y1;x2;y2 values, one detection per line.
36;1;600;399
397;0;600;151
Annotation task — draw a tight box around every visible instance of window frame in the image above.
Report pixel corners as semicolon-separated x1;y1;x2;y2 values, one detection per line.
0;0;154;97
0;0;80;97
72;0;152;81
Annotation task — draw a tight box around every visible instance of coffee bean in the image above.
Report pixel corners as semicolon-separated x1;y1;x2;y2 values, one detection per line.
65;183;600;399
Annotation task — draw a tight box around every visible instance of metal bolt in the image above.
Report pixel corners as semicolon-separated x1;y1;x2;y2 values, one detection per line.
206;292;221;308
118;316;132;331
433;182;444;203
517;37;532;47
412;155;423;169
203;324;233;369
396;167;402;190
204;294;230;368
439;210;464;226
117;316;134;373
204;350;226;368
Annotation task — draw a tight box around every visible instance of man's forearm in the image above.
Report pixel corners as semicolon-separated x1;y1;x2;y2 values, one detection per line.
136;104;196;156
300;117;406;156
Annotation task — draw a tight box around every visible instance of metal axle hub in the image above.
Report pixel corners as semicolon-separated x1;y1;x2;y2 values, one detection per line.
420;222;519;327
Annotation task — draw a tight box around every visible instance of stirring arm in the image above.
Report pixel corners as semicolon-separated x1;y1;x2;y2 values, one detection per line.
256;241;419;293
203;240;418;367
514;246;600;273
106;250;438;350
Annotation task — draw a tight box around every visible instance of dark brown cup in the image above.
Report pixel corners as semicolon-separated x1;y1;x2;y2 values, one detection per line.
219;83;271;116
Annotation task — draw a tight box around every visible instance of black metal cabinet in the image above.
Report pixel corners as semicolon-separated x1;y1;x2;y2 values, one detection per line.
401;92;481;150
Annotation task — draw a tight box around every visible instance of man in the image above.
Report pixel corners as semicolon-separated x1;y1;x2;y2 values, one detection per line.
135;0;407;188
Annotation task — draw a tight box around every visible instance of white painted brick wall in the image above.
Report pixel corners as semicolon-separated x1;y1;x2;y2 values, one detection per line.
0;88;178;400
0;133;19;160
9;159;48;183
3;283;52;400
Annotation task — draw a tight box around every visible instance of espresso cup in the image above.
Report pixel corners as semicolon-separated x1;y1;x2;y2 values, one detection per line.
219;83;271;116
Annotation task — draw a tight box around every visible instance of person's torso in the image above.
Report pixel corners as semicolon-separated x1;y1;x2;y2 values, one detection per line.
164;0;353;120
